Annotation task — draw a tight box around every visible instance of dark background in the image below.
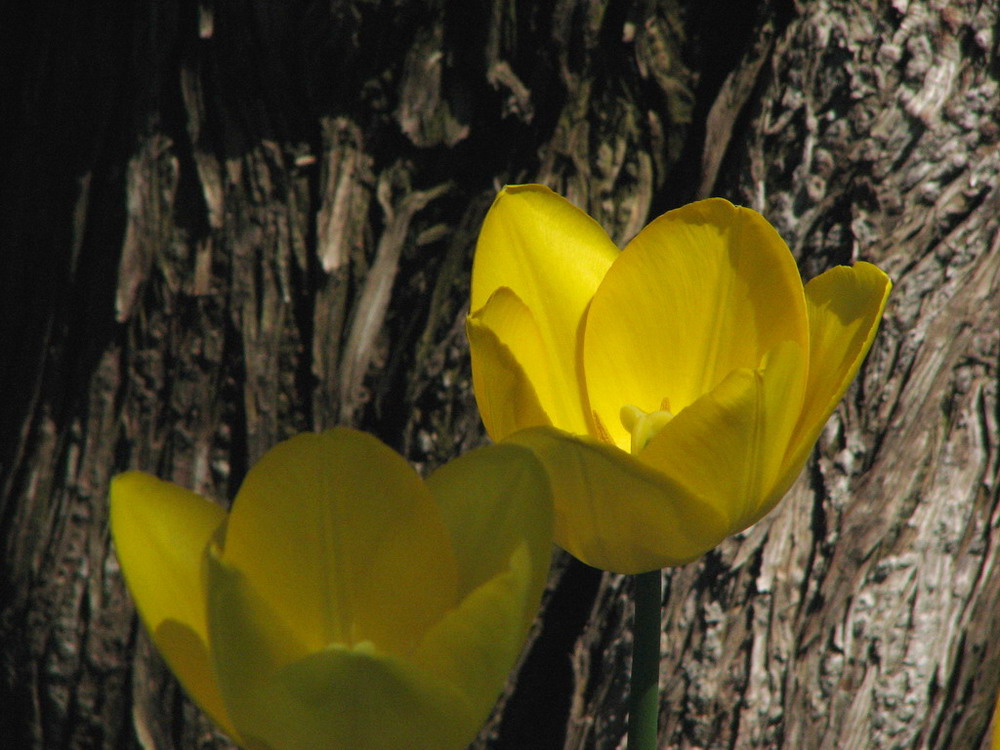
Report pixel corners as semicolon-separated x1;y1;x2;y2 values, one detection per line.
2;1;998;748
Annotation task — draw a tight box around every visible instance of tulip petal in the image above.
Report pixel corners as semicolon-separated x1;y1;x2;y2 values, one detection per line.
220;429;459;658
508;426;730;573
412;544;537;723
205;544;309;682
471;184;619;435
466;289;552;439
427;443;553;598
203;548;320;749
418;445;554;714
109;473;234;735
638;340;807;534
245;643;475;750
775;262;892;497
208;545;472;750
584;198;808;450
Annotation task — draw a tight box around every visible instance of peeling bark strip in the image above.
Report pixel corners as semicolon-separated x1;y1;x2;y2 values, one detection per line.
316;117;371;274
0;1;997;749
338;173;451;422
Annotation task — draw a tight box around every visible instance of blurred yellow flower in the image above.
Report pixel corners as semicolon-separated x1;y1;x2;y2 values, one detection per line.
111;429;552;750
468;184;891;574
993;689;1000;750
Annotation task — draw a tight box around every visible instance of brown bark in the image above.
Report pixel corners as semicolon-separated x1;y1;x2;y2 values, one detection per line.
0;1;996;749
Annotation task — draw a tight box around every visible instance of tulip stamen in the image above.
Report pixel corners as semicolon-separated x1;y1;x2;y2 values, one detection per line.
620;401;674;454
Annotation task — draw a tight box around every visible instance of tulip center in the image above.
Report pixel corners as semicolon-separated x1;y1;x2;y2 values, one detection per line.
619;399;674;454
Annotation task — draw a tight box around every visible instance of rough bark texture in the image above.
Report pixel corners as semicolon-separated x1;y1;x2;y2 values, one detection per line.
0;1;996;750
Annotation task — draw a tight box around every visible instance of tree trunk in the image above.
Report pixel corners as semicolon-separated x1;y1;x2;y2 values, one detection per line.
564;2;1000;748
1;1;996;749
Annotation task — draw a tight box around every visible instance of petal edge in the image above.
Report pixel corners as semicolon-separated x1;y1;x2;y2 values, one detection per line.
779;261;892;489
509;426;729;573
110;472;233;735
471;185;618;435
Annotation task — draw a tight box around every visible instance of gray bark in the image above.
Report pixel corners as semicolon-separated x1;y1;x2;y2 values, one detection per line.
0;1;996;749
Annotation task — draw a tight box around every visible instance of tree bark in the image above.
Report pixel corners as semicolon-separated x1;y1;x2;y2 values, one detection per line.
1;1;996;749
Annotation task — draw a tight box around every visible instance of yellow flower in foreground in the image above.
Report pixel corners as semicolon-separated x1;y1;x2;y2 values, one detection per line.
468;184;891;574
994;690;1000;750
111;429;552;750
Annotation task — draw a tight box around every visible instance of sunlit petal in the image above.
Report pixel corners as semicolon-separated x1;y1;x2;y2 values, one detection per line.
774;262;892;497
467;289;552;440
471;185;619;435
109;473;233;735
221;430;459;657
638;340;807;534
584;198;808;449
509;426;729;573
467;185;890;573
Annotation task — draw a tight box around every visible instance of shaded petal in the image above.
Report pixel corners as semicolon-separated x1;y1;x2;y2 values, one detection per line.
250;644;474;750
221;429;459;657
638;340;807;534
584;198;808;449
419;445;553;714
509;427;730;573
426;443;553;599
774;262;892;497
208;548;473;750
109;472;234;736
412;544;538;726
471;184;619;435
993;692;1000;750
466;288;552;440
205;544;309;694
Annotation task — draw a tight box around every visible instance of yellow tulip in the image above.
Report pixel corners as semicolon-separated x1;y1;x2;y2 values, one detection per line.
110;428;553;750
467;184;891;574
994;690;1000;750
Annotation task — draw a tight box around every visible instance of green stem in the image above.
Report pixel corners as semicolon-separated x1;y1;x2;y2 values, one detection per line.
628;569;661;750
